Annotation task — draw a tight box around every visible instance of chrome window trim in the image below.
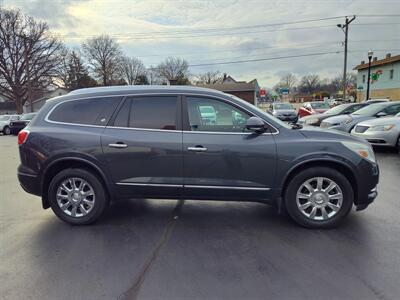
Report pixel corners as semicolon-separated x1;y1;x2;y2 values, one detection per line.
44;92;280;134
116;182;271;191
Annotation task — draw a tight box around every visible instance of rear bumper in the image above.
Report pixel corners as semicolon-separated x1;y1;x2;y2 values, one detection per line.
17;165;41;196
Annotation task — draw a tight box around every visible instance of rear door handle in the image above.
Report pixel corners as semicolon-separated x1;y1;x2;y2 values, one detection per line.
187;146;207;152
108;142;128;149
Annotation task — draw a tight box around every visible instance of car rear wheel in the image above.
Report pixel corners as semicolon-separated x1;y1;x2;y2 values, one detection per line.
3;126;11;135
396;136;400;153
285;167;353;228
48;168;108;225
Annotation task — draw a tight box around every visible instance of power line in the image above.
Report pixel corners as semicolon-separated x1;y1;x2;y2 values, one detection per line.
188;51;342;67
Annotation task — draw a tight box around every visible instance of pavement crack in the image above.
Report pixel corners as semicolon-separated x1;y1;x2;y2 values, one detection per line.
118;199;184;300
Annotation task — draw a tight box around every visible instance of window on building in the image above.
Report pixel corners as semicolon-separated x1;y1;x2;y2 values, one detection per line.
362;74;366;83
389;69;394;80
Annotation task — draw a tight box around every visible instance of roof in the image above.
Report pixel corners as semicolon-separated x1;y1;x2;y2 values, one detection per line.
68;85;227;96
196;82;256;92
353;54;400;70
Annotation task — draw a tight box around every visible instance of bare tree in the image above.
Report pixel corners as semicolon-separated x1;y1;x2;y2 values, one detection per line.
195;70;223;84
56;49;97;91
121;56;146;85
298;74;321;94
147;66;164;85
81;34;122;86
157;57;189;84
0;9;63;113
280;73;297;90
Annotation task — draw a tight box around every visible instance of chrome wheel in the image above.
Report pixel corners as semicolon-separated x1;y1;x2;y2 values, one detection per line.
4;126;10;135
296;177;343;221
56;177;95;218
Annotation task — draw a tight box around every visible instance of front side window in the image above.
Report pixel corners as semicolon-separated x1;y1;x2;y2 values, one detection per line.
187;97;251;132
384;104;400;115
48;97;121;125
112;96;178;130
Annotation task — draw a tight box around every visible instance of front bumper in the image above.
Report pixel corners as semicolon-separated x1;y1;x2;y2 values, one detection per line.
354;159;379;210
277;115;298;122
351;131;398;147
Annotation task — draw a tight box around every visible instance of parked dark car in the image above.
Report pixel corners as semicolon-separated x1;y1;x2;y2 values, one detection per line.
267;102;298;123
18;86;379;228
10;113;37;135
321;101;400;132
298;103;368;126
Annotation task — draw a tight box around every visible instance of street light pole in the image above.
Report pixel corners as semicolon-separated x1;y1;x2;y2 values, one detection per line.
366;49;373;100
337;15;356;101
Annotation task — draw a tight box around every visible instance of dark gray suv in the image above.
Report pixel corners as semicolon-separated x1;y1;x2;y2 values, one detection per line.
17;86;379;228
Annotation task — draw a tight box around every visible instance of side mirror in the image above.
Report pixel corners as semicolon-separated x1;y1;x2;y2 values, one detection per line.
246;117;266;133
376;112;387;117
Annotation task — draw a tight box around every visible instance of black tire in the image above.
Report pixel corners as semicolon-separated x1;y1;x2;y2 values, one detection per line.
396;135;400;153
284;167;353;229
3;126;11;135
48;168;108;225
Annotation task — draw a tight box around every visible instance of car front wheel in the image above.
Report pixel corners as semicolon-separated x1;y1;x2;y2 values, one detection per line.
3;126;11;135
285;167;353;228
48;168;108;225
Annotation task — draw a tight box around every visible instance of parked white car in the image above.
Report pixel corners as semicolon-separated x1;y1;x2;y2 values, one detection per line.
351;112;400;151
0;115;20;135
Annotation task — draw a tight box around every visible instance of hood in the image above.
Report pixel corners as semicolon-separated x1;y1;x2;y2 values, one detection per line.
274;109;296;115
314;108;329;113
299;125;370;145
323;114;352;124
357;116;400;127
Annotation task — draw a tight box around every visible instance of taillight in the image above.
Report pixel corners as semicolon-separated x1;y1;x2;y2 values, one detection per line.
18;130;30;145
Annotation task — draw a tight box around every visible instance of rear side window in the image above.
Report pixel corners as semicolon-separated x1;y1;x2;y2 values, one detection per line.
48;97;121;125
112;96;179;130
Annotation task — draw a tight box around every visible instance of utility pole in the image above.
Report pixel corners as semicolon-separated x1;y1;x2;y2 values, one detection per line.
22;35;33;113
337;15;356;101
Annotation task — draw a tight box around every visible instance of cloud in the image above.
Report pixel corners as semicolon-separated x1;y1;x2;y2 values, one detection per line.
4;0;400;86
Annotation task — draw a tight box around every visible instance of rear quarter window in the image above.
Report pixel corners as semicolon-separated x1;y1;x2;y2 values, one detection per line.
48;97;122;125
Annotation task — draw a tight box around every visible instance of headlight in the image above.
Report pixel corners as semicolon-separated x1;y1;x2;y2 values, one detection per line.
368;124;395;131
305;118;319;125
341;141;376;163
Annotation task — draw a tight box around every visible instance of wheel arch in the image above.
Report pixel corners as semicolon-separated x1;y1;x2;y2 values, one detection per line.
281;158;358;205
41;157;112;209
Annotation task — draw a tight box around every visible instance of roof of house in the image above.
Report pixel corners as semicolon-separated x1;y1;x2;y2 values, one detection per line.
196;82;256;92
354;54;400;70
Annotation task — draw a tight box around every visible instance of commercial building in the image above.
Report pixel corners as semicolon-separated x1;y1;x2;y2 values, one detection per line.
354;53;400;101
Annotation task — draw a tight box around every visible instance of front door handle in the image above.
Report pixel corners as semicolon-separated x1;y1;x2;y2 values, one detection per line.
108;142;128;149
187;146;207;152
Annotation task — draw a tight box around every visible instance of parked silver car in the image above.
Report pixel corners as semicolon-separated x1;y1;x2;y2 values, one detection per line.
0;114;20;135
351;112;400;151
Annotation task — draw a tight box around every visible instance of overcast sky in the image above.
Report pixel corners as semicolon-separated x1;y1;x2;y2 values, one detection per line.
4;0;400;87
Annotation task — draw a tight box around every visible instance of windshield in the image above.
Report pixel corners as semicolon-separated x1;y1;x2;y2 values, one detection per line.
352;103;388;116
273;103;293;110
311;102;330;109
0;115;10;121
324;104;350;115
229;95;292;129
20;113;36;120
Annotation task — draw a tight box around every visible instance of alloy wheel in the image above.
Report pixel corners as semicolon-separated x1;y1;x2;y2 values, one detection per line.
296;177;343;221
56;177;95;218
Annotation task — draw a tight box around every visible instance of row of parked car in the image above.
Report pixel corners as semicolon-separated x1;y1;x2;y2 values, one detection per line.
0;113;37;135
267;99;400;150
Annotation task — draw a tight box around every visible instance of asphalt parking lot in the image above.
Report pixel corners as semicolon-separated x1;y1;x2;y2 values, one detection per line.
0;135;399;300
